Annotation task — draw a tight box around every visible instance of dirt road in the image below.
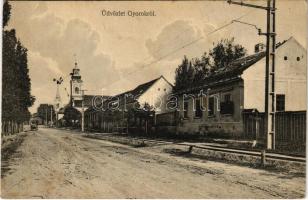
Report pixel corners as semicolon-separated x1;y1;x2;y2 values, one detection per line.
1;128;305;198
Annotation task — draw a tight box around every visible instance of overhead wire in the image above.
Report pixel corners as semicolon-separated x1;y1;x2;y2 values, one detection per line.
100;10;255;92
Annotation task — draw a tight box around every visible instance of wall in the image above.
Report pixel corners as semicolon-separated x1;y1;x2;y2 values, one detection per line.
176;80;245;137
242;37;307;112
138;77;173;114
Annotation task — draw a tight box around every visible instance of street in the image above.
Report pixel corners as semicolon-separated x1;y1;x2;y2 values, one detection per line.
1;128;305;198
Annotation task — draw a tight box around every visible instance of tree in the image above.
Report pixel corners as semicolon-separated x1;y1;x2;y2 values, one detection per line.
174;38;247;91
2;0;35;135
127;102;155;135
37;104;56;124
210;38;246;70
3;0;11;27
63;106;81;127
174;56;195;91
192;52;212;84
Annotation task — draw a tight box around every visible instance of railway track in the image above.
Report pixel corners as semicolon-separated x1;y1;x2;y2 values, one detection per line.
83;132;306;163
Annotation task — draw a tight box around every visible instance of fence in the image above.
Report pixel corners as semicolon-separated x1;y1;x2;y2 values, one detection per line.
242;111;265;140
243;110;306;152
275;111;306;152
156;111;177;126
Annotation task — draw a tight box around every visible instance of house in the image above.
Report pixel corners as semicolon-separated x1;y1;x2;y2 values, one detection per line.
172;37;306;139
84;75;174;132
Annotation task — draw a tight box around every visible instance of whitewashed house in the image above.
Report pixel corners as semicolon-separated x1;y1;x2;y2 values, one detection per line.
243;37;306;111
170;37;306;144
84;75;174;132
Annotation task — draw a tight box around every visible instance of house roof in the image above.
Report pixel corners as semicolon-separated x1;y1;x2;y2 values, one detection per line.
85;76;171;112
206;37;291;81
130;77;161;97
113;76;164;104
174;38;292;95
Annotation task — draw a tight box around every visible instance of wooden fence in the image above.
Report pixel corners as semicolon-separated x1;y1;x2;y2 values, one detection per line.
242;111;265;140
156;111;177;126
243;110;306;152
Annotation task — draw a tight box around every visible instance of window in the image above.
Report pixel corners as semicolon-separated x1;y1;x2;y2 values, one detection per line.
276;94;285;112
284;56;288;60
220;102;234;115
75;87;79;94
208;97;215;116
183;101;189;118
220;94;234;115
297;57;300;61
224;94;231;102
195;98;203;118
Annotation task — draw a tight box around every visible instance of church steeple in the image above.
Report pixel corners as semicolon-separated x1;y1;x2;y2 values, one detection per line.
54;84;62;110
70;55;83;107
74;54;78;69
53;77;63;111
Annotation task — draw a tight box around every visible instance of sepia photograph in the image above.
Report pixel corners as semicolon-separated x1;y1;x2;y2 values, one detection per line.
1;0;307;198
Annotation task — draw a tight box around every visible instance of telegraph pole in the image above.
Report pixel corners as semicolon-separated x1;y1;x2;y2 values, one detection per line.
227;0;276;149
50;106;53;126
81;89;87;132
45;107;48;126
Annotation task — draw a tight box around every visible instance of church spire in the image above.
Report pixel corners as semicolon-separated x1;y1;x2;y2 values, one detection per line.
54;84;62;110
74;54;78;69
53;77;63;111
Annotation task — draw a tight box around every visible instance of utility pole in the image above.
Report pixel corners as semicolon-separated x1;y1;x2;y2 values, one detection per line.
69;79;73;106
227;0;276;149
81;89;87;132
50;106;53;126
45;107;48;126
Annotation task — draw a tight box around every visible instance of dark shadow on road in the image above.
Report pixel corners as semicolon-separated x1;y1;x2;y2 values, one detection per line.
1;133;27;178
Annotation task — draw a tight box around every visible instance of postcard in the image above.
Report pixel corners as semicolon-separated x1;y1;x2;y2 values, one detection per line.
1;0;306;198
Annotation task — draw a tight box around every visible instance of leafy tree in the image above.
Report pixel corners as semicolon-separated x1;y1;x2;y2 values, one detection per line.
174;38;247;91
192;52;212;84
3;0;11;27
37;104;56;124
210;38;246;70
174;56;195;91
2;0;35;134
63;106;81;127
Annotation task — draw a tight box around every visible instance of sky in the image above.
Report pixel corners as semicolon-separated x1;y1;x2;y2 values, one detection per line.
8;0;307;113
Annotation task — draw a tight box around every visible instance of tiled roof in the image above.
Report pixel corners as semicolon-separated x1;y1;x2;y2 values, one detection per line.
208;51;266;80
85;76;165;112
129;77;160;97
209;38;289;80
113;76;161;104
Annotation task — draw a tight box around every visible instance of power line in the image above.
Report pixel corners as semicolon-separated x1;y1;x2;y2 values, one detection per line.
101;10;255;91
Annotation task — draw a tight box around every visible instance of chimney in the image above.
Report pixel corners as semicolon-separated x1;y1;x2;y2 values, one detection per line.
255;43;265;53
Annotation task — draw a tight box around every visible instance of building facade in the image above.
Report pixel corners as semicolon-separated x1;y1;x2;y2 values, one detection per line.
173;37;306;138
84;76;174;132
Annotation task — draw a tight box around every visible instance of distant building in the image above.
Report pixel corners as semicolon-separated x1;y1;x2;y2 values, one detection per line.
84;75;174;132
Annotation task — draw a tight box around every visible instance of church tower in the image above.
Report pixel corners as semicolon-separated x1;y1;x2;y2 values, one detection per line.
70;60;83;107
